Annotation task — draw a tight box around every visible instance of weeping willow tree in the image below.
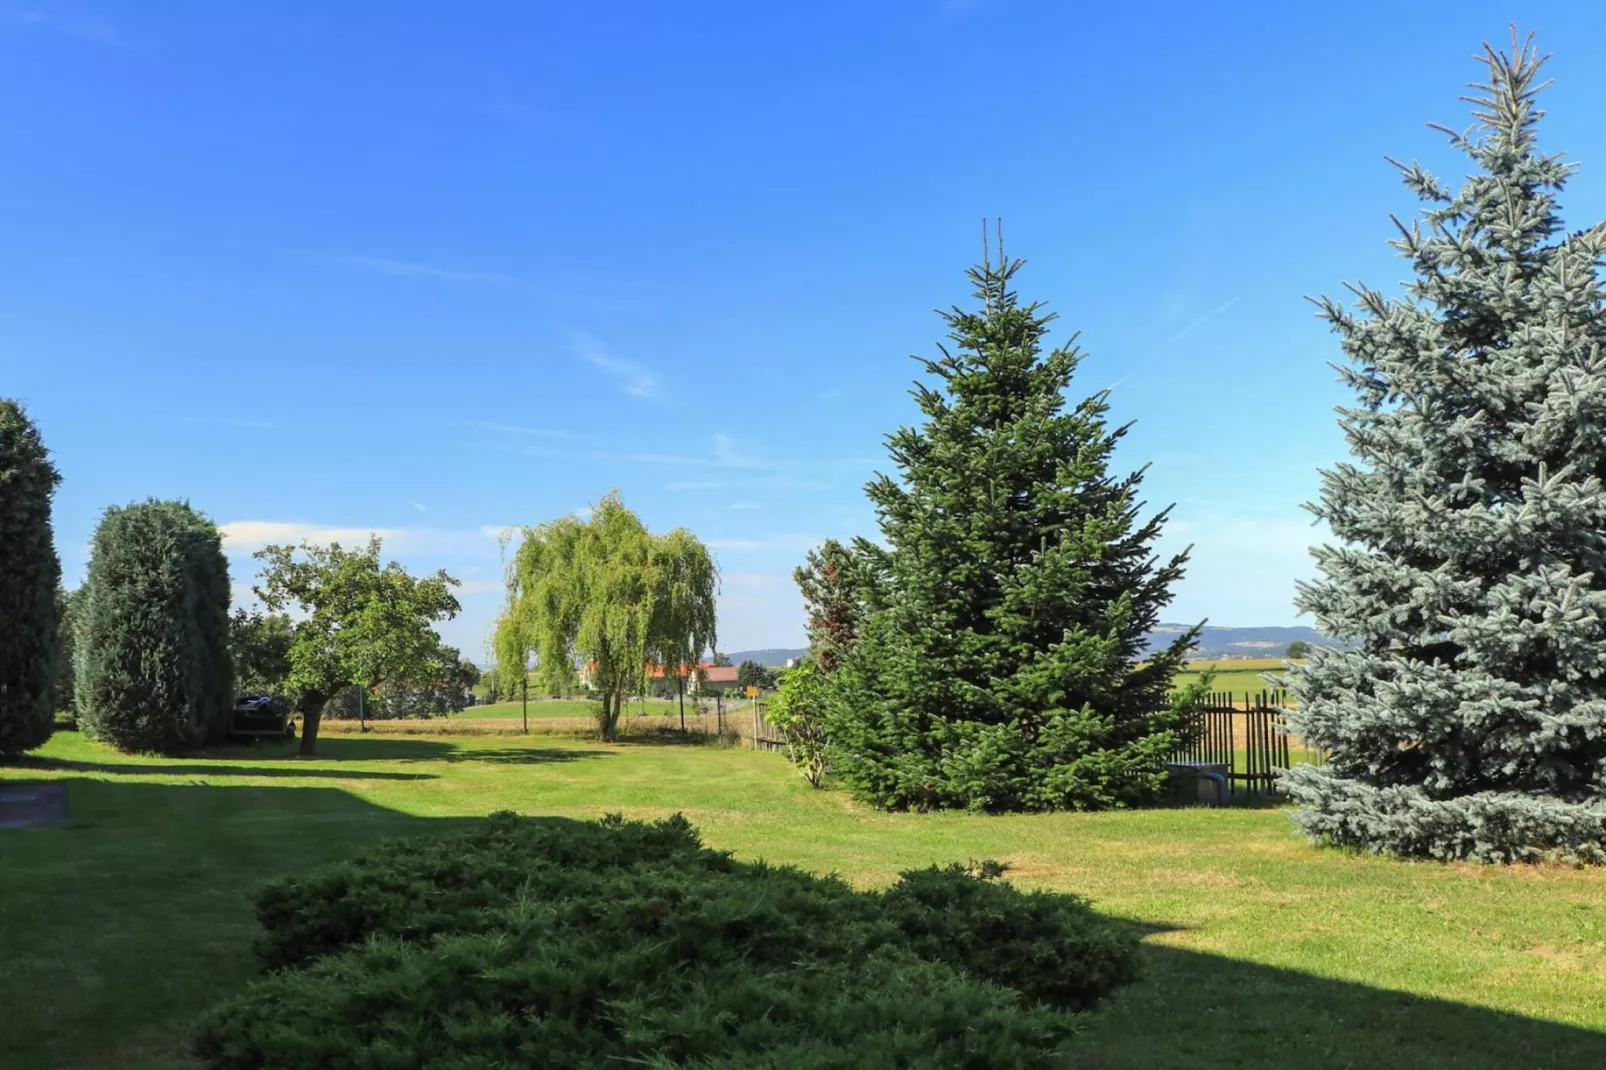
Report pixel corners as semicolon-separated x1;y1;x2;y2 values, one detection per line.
496;492;718;740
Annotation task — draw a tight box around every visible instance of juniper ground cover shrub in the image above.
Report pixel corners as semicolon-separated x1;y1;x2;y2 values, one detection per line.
195;812;1139;1069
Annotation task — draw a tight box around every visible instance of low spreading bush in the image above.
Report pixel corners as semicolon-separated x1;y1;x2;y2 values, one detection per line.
196;812;1139;1069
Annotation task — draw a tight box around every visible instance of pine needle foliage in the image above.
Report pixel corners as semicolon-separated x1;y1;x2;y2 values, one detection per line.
497;492;717;740
794;538;866;674
0;399;62;757
1286;30;1606;864
829;235;1199;812
75;500;234;754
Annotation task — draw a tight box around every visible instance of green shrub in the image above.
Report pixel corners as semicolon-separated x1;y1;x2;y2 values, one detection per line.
0;399;62;757
767;657;833;787
196;812;1139;1068
75;499;234;753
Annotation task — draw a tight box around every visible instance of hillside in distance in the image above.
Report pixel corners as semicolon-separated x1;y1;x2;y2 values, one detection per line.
734;625;1339;668
1145;623;1340;659
724;648;808;667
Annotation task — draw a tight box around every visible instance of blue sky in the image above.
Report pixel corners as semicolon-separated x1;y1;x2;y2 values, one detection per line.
6;2;1606;661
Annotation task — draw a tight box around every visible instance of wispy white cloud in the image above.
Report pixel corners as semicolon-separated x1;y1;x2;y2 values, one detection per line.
722;571;791;593
572;331;659;398
625;451;705;466
711;432;767;470
1159;294;1243;348
13;9;138;49
668;479;723;491
727;501;761;511
219;521;402;553
411;502;428;513
338;255;520;287
219;521;504;558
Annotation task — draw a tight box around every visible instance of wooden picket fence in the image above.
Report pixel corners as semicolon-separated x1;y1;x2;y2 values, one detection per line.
1168;689;1321;797
748;688;1321;798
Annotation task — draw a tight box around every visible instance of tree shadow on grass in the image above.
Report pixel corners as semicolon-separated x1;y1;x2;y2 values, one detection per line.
6;777;1603;1070
18;757;438;781
611;728;734;748
1078;936;1606;1069
451;747;613;766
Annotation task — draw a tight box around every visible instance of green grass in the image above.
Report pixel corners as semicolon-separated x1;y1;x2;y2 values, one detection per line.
458;697;699;720
4;730;1605;1069
1174;658;1295;702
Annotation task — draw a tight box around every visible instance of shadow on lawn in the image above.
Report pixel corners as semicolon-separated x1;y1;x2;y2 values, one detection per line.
293;736;609;766
1080;937;1606;1069
5;777;1604;1070
20;757;438;781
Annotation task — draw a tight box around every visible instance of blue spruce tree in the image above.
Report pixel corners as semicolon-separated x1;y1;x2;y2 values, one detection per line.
828;231;1199;812
1286;31;1606;863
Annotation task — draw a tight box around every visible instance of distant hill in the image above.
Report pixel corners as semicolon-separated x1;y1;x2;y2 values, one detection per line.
1145;623;1340;659
730;628;1337;668
724;648;808;667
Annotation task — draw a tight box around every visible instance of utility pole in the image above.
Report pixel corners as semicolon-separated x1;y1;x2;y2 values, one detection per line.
521;676;528;735
678;673;686;732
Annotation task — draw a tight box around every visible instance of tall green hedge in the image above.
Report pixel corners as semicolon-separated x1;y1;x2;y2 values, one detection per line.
76;500;235;753
0;399;62;758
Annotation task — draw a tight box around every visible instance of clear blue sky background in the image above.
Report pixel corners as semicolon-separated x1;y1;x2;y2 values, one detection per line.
6;2;1606;661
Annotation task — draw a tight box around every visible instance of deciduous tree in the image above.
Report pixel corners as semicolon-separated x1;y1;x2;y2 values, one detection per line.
495;492;717;741
230;609;296;698
767;658;832;787
254;537;460;756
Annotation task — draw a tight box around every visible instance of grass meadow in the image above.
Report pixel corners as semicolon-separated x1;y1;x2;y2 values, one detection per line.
3;728;1604;1069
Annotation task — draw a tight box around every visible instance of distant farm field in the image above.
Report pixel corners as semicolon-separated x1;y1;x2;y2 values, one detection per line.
1172;658;1295;703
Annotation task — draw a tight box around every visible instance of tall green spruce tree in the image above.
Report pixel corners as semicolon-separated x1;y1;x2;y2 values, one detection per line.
1286;32;1606;863
0;399;62;758
76;500;235;753
829;232;1199;812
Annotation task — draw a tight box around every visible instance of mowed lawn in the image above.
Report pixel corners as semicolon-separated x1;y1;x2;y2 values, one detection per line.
462;696;703;720
3;732;1605;1069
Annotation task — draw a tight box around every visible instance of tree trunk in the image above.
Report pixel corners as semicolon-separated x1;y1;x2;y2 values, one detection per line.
598;690;622;742
299;694;328;757
678;675;686;731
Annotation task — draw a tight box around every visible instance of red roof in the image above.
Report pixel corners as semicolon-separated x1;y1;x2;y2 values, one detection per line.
647;662;706;679
702;665;739;684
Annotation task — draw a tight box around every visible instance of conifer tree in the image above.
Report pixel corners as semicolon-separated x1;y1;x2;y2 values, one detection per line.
76;500;235;753
0;399;62;757
793;538;866;674
828;231;1199;812
1286;31;1606;863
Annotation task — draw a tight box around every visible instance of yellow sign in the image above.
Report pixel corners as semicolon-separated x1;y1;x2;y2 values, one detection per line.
745;686;759;697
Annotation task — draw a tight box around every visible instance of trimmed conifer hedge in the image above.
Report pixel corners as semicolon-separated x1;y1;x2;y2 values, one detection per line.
75;499;234;753
194;812;1140;1068
0;399;63;758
